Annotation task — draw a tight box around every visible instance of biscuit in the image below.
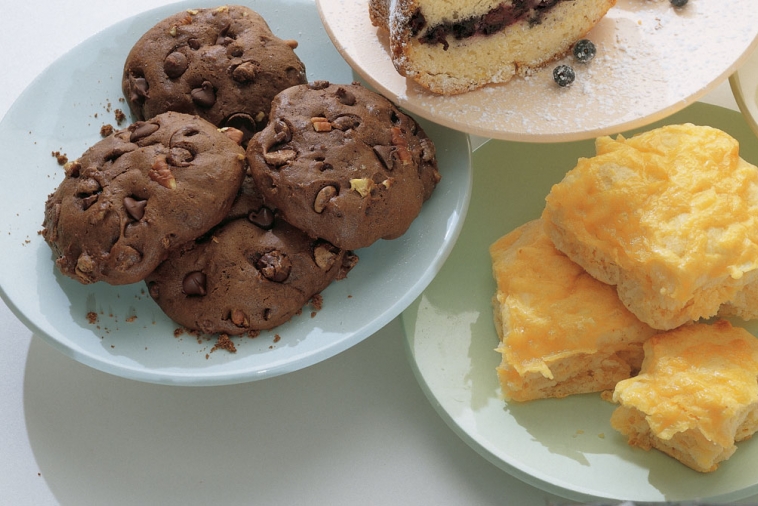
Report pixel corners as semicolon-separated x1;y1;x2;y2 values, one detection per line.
491;220;657;402
42;111;246;285
542;124;758;330
145;211;358;335
246;81;441;250
122;5;307;144
610;320;758;473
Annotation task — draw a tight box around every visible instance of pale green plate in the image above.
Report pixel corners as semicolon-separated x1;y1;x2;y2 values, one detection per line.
401;102;758;503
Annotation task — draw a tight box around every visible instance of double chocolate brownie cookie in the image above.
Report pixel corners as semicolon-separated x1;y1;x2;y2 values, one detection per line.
42;111;246;285
122;5;307;144
145;211;358;335
246;81;441;250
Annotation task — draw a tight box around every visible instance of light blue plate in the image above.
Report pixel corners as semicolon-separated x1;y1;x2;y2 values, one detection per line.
0;0;472;386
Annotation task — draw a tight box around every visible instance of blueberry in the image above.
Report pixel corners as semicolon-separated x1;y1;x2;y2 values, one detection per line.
670;0;688;6
573;39;596;63
553;65;575;87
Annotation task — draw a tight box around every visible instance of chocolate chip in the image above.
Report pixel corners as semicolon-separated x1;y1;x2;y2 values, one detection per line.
331;115;361;131
129;122;160;143
129;75;149;104
182;271;207;296
167;146;195;167
187;37;202;50
255;251;291;282
248;206;275;229
231;61;259;83
123;196;147;221
191;81;216;108
222;113;257;145
227;46;244;58
273;119;292;144
81;194;99;210
164;51;189;78
373;145;395;170
335;87;356;106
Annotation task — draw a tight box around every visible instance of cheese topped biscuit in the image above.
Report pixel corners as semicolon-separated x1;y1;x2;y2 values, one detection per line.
491;219;657;402
610;320;758;472
542;124;758;329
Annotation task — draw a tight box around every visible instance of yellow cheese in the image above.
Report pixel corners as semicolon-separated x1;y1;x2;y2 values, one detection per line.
490;219;657;401
611;320;758;471
542;123;758;329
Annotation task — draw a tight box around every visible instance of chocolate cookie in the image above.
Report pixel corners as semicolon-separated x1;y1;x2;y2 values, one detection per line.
122;5;307;144
246;81;441;250
145;210;358;335
42;111;246;285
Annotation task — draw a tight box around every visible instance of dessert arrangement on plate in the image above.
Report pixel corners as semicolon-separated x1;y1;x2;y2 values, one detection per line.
5;0;758;501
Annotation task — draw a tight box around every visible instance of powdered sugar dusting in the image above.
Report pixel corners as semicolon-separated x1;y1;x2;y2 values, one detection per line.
319;0;758;141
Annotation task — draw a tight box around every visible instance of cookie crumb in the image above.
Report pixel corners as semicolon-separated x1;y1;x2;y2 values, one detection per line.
273;334;281;343
310;294;323;310
247;329;260;338
114;109;126;125
173;327;185;338
51;151;68;165
211;333;237;353
86;311;98;324
100;124;114;137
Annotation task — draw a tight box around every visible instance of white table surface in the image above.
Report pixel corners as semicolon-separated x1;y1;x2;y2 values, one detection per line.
1;1;755;505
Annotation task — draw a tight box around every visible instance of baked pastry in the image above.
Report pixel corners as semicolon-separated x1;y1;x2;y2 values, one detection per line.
145;211;358;335
42;112;246;285
368;0;616;95
490;219;657;402
246;81;440;250
542;123;758;330
610;320;758;473
122;5;307;144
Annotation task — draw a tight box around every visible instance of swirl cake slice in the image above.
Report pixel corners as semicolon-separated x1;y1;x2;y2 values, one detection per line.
369;0;616;95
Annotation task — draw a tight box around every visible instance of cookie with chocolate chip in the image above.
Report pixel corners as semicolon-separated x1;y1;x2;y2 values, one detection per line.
144;210;358;335
42;111;246;285
246;81;441;251
122;5;307;145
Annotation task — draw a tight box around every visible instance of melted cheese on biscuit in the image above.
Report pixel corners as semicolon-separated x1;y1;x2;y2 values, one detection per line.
491;220;655;380
543;124;758;304
612;320;758;448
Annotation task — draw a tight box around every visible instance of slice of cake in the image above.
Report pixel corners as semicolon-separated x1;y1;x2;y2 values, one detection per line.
490;219;657;402
542;123;758;330
368;0;616;95
610;320;758;473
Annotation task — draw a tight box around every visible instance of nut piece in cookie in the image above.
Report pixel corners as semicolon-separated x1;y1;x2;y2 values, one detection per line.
122;5;307;144
42;111;246;285
246;81;441;250
145;209;358;335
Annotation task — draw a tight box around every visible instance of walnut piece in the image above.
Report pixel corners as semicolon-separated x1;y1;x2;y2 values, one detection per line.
149;155;176;189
